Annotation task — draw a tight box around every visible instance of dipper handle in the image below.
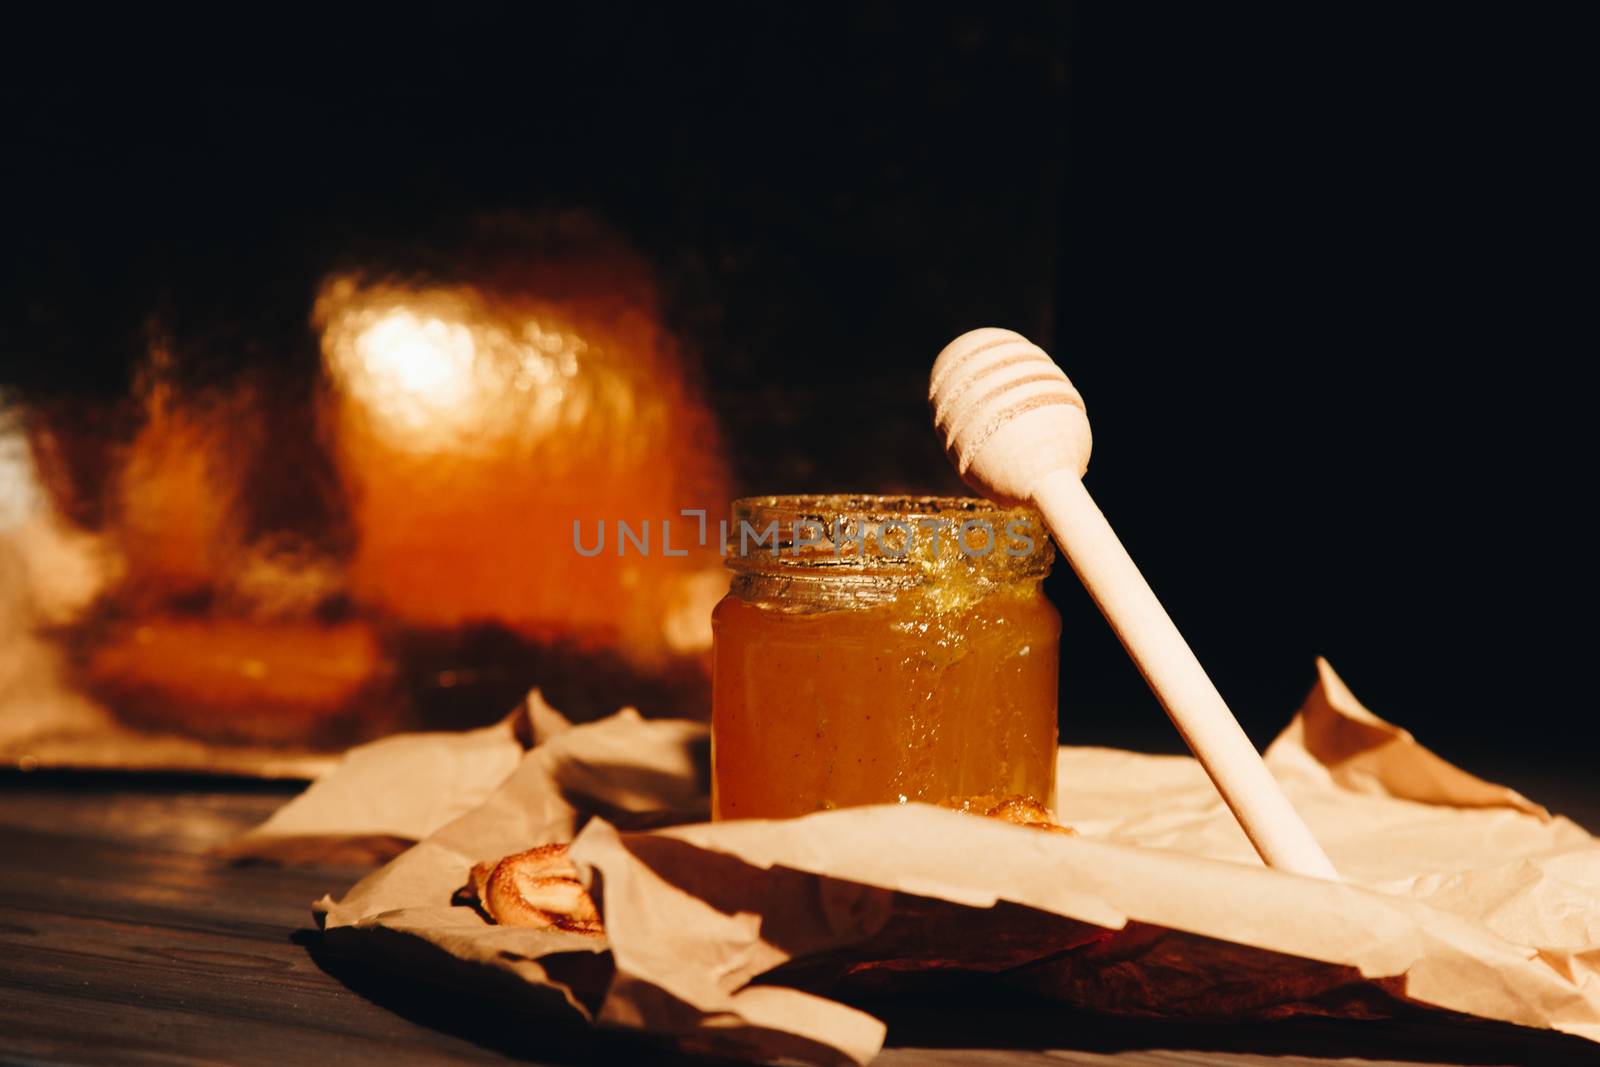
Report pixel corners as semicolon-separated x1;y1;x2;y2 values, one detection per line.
932;328;1338;880
1035;469;1339;879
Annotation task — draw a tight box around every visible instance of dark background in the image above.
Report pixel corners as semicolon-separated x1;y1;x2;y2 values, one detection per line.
4;7;1589;783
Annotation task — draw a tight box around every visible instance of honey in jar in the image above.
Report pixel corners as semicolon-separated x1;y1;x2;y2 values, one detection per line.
712;496;1059;819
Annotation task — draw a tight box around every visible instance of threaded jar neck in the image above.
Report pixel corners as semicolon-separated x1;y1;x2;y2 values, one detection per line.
723;495;1053;609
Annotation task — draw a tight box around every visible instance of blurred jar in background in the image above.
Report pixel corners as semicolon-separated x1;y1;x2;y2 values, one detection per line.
3;212;729;766
316;214;729;716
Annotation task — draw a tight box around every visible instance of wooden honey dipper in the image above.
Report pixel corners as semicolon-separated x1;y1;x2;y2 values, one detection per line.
931;327;1338;880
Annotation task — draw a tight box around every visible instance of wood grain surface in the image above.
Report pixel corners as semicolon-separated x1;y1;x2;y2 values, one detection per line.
1;773;1594;1066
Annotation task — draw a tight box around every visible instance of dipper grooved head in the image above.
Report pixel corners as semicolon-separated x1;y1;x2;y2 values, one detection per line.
930;328;1092;505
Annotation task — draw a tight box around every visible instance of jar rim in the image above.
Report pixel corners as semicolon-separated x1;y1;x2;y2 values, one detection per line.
723;494;1053;597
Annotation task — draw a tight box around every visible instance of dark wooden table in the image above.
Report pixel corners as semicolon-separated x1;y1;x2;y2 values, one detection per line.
3;773;1596;1067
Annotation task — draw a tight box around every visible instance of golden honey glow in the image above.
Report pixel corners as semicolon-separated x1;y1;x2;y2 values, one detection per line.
314;273;731;666
350;310;479;436
318;281;595;453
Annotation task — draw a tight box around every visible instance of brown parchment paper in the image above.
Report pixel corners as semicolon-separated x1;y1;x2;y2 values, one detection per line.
216;690;580;863
283;660;1599;1064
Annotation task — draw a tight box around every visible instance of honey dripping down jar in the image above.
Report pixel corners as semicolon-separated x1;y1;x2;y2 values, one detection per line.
711;495;1060;820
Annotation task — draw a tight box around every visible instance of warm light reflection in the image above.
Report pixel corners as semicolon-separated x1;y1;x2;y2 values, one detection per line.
318;281;595;454
351;310;480;437
315;272;730;669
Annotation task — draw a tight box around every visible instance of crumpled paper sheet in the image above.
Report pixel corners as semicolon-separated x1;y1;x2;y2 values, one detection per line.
216;691;572;863
279;659;1598;1065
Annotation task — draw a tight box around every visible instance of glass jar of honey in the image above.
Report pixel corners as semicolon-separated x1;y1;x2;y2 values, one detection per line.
711;495;1059;820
